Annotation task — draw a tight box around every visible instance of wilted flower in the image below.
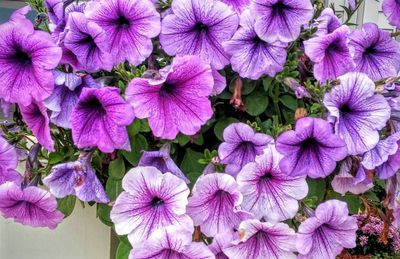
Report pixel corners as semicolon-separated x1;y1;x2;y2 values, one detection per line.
160;0;239;69
20;101;55;152
43;151;109;203
218;122;273;177
110;167;193;243
324;72;391;155
129;226;214;259
331;157;373;195
276;117;347;178
349;23;400;81
222;9;288;80
85;0;161;66
64;12;112;73
139;144;189;183
237;145;308;222
315;8;341;36
126;56;213;139
0;181;64;229
296;200;358;259
362;133;400;179
304;26;355;83
70;87;134;153
0;7;61;105
187;173;251;237
382;0;400;29
251;0;313;43
223;219;297;258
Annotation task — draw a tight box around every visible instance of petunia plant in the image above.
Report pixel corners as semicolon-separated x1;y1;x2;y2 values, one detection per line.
0;0;400;258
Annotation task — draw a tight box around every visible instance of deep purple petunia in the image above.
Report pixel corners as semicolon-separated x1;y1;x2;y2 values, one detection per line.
20;101;55;152
64;12;112;73
129;226;214;259
251;0;313;43
45;72;97;129
43;151;109;203
187;173;251;237
296;200;358;259
362;133;400;179
139;144;189;183
324;72;391;155
85;0;160;66
332;157;373;195
218;122;273;177
110;167;193;244
223;219;297;258
304;26;355;83
349;23;400;81
211;70;227;96
220;0;250;13
70;87;134;153
126;55;213;139
237;145;308;222
315;8;341;36
382;0;400;29
0;8;62;105
222;9;287;80
160;0;239;69
45;0;64;24
0;181;64;229
209;231;239;259
276;117;347;178
0;166;20;185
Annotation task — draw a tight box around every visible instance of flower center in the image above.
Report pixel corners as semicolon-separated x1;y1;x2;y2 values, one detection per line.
301;137;319;151
364;45;376;56
194;22;208;32
160;83;175;96
253;36;264;45
326;40;341;53
272;1;289;15
150;196;164;207
116;16;130;28
260;172;273;181
339;103;352;115
13;49;31;65
82;97;106;114
238;141;256;154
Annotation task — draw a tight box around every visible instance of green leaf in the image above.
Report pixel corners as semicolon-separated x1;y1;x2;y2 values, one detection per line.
180;148;206;175
280;95;298;111
121;134;148;165
193;134;204;146
57;195;76;218
263;77;274;92
306;178;326;205
106;178;123;201
214;118;239;141
97;204;112;226
326;192;363;214
115;241;132;259
109;156;126;180
127;120;141;136
241;80;257;95
139;120;151;132
244;90;269;116
49;152;64;165
177;134;190;146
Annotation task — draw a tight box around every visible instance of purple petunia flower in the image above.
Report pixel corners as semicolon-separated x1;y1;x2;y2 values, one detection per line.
0;8;62;105
85;0;161;66
304;26;355;83
382;0;400;29
126;55;213;139
222;9;287;80
110;167;193;244
237;145;308;222
331;157;373;195
64;12;112;73
221;0;250;13
45;0;63;24
0;136;20;185
324;72;391;155
348;0;356;11
70;87;134;153
296;200;358;259
20;101;55;152
129;226;214;259
251;0;313;43
139;144;189;184
45;72;97;129
0;181;64;229
211;70;227;96
315;8;341;36
43;151;109;203
386;173;400;227
223;219;297;258
362;133;400;179
209;231;239;259
160;0;239;69
283;78;311;99
187;173;251;237
349;23;400;81
276;117;347;178
218;122;273;177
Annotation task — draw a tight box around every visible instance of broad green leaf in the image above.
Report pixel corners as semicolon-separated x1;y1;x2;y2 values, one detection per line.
122;134;148;165
177;134;190;146
57;195;76;218
109;156;126;180
115;241;132;259
49;152;64;165
280;95;298;111
306;178;326;205
244;90;269;116
97;204;113;227
180;148;206;175
127;120;141;136
214;118;239;141
106;178;123;201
